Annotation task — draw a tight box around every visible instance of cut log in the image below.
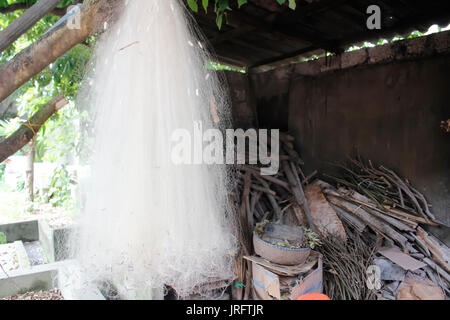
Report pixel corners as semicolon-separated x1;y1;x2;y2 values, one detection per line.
0;95;67;163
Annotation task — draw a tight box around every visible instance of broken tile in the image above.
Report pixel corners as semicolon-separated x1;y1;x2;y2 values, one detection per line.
375;258;406;281
397;277;444;300
378;247;426;271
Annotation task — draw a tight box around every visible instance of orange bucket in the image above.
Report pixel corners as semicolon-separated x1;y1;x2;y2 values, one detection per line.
296;293;331;300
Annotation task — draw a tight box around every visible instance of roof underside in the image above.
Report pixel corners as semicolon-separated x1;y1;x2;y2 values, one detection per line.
192;0;450;69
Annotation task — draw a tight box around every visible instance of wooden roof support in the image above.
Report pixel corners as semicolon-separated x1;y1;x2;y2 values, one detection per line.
223;9;341;54
230;38;284;56
210;26;257;45
248;45;316;69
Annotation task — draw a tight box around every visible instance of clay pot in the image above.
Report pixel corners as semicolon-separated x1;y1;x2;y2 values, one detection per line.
253;233;311;266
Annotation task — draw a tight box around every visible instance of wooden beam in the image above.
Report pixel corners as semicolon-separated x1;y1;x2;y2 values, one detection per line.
224;8;341;53
210;25;256;45
229;38;284;56
0;0;63;53
248;45;316;69
215;52;250;67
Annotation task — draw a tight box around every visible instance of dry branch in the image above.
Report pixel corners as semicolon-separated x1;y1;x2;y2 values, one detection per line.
325;191;408;251
281;160;318;234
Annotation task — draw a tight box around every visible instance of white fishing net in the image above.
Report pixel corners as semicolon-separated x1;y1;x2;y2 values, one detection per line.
65;0;237;299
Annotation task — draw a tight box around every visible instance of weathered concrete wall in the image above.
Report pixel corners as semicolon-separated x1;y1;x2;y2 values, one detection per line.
288;56;449;240
240;32;450;243
224;71;257;130
0;220;39;243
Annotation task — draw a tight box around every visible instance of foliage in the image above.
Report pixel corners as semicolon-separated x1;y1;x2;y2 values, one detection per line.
0;232;6;244
0;163;5;181
36;164;75;207
207;60;245;73
0;1;92;208
186;0;297;29
0;0;93;165
15;173;24;191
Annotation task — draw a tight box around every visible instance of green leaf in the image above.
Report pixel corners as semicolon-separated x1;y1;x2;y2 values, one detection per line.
288;0;296;10
202;0;208;12
217;0;229;11
238;0;247;8
187;0;198;12
216;12;223;30
277;0;286;4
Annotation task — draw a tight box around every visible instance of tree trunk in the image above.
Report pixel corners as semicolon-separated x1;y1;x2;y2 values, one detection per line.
24;139;36;202
0;0;63;54
0;0;114;104
0;95;67;163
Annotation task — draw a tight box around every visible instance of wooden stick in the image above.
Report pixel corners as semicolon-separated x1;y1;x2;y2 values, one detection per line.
243;260;252;300
324;189;419;228
326;193;408;251
302;170;317;185
417;227;450;273
281;160;318;234
250;191;263;221
423;258;450;284
378;166;430;222
239;165;291;191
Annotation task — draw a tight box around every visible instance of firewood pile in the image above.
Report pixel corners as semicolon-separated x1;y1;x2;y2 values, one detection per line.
230;134;449;300
229;132;322;300
323;158;449;300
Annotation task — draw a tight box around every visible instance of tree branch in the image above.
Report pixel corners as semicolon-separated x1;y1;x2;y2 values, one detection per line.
0;0;63;53
0;95;68;163
0;1;83;16
0;0;112;104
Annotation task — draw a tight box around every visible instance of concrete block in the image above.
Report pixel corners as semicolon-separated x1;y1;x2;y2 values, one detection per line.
0;220;39;243
39;219;74;263
0;261;106;300
14;241;31;270
0;266;57;298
